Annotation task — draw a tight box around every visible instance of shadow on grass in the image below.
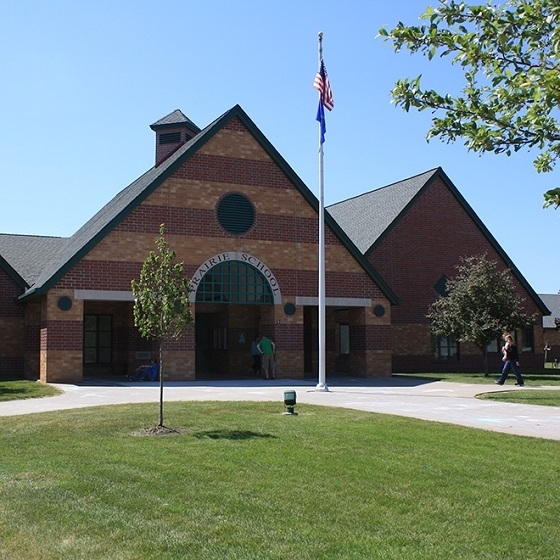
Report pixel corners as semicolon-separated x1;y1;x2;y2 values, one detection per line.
194;430;278;441
0;380;60;402
0;387;27;396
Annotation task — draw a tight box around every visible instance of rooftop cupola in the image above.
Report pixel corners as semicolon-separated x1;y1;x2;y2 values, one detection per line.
150;110;201;167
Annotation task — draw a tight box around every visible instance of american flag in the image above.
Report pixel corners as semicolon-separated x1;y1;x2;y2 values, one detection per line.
313;59;334;111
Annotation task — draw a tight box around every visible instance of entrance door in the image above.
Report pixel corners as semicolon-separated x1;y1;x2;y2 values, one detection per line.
304;306;318;376
195;304;261;379
195;311;222;376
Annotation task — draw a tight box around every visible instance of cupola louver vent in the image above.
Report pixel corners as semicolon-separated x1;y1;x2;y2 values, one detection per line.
159;132;181;145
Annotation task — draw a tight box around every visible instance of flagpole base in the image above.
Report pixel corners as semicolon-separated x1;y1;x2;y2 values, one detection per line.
315;382;329;392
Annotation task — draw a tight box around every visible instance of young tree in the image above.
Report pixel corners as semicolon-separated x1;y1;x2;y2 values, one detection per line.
378;0;560;208
131;224;193;427
427;254;534;375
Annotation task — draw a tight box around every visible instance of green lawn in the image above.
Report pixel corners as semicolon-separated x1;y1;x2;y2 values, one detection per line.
1;402;559;559
394;371;560;386
479;389;560;406
0;380;61;401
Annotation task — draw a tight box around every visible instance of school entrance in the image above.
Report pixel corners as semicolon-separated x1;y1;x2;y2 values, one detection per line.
193;258;276;379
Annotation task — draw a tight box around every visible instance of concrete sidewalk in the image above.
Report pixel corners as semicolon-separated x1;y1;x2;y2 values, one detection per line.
1;377;560;441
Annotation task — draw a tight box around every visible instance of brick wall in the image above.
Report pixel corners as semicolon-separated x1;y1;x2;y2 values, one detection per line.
0;269;25;379
369;175;544;372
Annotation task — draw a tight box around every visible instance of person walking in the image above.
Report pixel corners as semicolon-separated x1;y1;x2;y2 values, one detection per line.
495;333;524;386
257;335;276;380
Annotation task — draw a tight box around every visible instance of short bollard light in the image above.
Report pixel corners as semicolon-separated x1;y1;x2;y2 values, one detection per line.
283;390;298;415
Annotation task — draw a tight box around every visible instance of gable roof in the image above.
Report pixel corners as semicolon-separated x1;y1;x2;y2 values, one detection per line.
0;234;68;288
12;105;398;305
327;167;550;316
540;294;560;328
327;168;438;254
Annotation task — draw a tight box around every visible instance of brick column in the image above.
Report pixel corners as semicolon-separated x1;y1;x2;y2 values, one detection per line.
274;304;304;379
40;290;84;384
349;300;392;377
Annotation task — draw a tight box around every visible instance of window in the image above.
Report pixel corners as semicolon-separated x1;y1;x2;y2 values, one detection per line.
432;335;459;360
195;261;273;304
522;327;534;353
434;275;449;297
84;314;112;364
339;324;350;355
216;193;255;234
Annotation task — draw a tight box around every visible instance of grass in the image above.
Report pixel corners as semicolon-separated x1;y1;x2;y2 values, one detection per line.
1;401;559;559
394;371;560;386
0;380;61;402
479;390;560;406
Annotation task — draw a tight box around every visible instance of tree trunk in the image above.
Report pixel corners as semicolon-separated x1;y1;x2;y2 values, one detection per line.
158;342;164;427
482;346;489;377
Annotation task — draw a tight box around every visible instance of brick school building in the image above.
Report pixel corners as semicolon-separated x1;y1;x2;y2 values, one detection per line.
0;106;549;383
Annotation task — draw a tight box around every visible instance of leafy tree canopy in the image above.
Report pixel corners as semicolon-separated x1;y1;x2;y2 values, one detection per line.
131;224;193;343
427;254;534;373
378;0;560;208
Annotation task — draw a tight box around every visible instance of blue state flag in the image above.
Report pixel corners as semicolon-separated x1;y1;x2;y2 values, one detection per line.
316;100;326;144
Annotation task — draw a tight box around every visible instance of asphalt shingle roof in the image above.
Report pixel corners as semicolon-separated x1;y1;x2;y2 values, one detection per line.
150;109;201;133
0;234;67;287
327;168;438;254
540;294;560;328
0;109;219;295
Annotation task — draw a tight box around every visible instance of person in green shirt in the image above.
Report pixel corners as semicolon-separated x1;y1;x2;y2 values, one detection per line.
257;335;276;379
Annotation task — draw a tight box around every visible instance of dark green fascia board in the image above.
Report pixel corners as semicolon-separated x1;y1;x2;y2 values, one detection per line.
0;254;29;291
366;167;549;315
150;121;202;133
20;104;398;305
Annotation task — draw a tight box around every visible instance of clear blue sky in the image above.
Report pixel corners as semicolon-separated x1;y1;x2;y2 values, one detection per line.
0;1;558;294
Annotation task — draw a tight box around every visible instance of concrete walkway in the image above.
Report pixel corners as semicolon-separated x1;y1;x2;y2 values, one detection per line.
1;377;560;441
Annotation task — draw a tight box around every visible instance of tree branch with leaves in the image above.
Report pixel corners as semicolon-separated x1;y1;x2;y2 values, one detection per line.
379;0;560;209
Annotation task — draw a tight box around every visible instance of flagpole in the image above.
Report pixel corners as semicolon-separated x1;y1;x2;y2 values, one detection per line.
316;31;328;392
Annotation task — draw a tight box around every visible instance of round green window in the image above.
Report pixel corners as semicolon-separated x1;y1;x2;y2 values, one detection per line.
57;296;73;311
217;193;255;235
